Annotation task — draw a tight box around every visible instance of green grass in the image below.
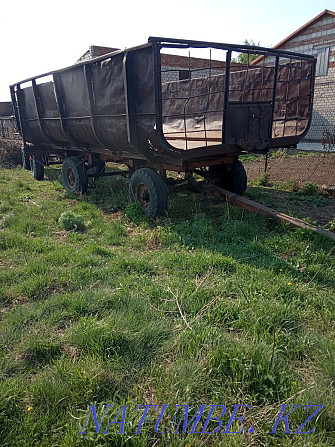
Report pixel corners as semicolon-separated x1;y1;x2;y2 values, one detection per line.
0;166;334;446
240;148;320;163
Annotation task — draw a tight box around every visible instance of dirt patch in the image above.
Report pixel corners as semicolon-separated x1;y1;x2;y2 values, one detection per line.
0;138;22;168
244;153;335;189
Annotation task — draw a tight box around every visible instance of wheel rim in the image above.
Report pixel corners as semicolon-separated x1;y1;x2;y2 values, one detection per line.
135;183;150;209
66;168;76;188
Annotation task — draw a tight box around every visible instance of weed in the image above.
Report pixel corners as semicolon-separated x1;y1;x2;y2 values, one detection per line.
125;201;150;225
269;148;288;159
58;211;85;231
251;173;272;187
298;181;319;196
276;179;300;192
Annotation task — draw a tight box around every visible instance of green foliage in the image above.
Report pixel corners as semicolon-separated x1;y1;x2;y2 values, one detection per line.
210;338;295;401
0;166;335;446
324;219;335;231
124;201;149;225
269;148;289;159
58;211;85;231
251;173;272;187
233;39;261;64
276;179;300;192
298;181;319;196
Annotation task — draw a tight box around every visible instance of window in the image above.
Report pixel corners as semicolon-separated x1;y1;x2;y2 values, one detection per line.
179;70;190;80
315;47;330;77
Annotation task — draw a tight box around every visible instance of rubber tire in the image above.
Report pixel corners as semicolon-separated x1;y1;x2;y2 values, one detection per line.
220;161;247;196
31;155;44;180
62;157;87;193
129;168;167;217
22;152;31;170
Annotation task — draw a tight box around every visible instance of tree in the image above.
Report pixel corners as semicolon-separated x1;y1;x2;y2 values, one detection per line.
233;39;260;64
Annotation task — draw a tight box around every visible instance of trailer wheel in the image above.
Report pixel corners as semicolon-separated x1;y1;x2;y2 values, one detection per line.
96;160;106;175
220;161;247;196
129;168;167;217
22;152;31;170
62;157;87;193
31;155;44;180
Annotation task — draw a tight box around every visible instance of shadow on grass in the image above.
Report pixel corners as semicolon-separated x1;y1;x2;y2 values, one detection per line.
171;196;335;290
44;165;130;213
43;168;335;291
246;186;335;226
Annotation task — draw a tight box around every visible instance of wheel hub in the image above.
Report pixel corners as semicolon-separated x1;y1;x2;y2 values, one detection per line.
66;168;75;188
136;183;150;209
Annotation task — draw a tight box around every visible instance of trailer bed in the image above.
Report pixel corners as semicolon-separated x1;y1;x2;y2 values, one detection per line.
10;37;316;217
11;37;315;170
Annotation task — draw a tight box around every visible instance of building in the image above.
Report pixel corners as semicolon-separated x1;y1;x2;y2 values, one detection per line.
0;101;18;139
78;30;335;152
76;45;120;63
76;45;246;83
0;102;13;117
252;9;335;151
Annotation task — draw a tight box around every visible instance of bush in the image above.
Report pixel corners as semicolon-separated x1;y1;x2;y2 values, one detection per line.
277;179;300;192
58;211;85;231
298;182;319;196
252;173;272;187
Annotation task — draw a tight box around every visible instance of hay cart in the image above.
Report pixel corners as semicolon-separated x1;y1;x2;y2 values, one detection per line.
10;37;315;216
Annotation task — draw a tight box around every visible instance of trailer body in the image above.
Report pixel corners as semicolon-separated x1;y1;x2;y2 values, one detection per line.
10;38;316;216
11;37;315;168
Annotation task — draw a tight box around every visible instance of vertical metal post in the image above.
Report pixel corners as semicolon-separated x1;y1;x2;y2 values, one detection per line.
222;50;231;144
122;52;132;144
122;48;152;160
282;58;292;138
31;79;57;145
295;60;302;137
53;72;86;148
153;41;164;144
10;85;22;135
203;48;212;148
12;85;27;146
269;56;280;140
188;51;191;80
265;152;268;173
209;48;212;78
83;64;111;149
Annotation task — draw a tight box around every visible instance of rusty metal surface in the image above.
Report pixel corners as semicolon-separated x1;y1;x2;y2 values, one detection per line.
162;62;313;150
10;37;315;169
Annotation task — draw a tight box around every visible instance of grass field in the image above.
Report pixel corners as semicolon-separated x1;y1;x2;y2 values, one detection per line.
0;166;334;446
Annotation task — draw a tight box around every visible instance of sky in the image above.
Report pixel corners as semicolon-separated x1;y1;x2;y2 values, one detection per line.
0;0;334;101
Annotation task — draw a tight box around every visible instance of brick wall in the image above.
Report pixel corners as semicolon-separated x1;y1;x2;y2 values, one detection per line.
161;66;225;83
273;14;335;151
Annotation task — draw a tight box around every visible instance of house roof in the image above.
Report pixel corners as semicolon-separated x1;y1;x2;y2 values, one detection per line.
252;9;335;65
273;9;335;49
76;46;119;63
90;46;119;58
